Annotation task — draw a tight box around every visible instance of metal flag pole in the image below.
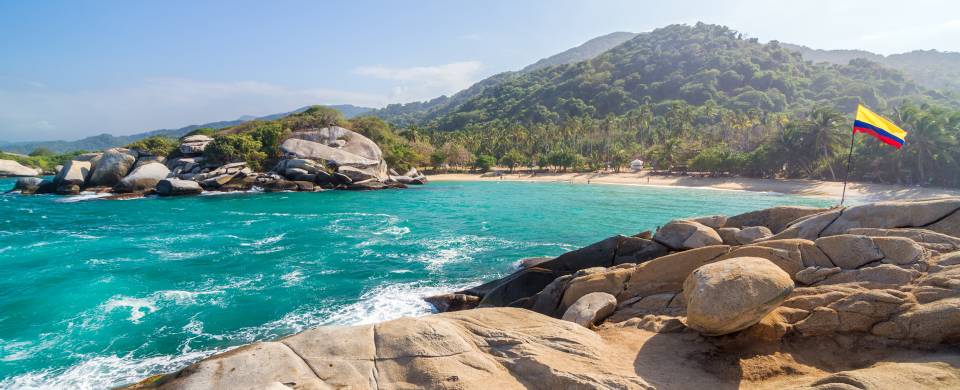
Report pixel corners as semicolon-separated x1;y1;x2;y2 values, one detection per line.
840;128;856;207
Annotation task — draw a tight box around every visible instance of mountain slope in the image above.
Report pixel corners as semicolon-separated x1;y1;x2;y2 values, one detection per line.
522;31;639;72
0;105;373;154
782;43;960;93
370;32;638;126
421;23;954;131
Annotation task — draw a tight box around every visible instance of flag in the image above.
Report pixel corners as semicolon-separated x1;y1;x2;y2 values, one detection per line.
853;104;908;149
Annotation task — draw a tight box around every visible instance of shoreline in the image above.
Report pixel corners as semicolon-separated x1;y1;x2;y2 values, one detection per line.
429;171;960;202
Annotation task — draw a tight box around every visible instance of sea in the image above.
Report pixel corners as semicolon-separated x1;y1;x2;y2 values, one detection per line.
0;178;831;389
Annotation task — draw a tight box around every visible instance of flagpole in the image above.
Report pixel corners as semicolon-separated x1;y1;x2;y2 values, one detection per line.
840;129;856;207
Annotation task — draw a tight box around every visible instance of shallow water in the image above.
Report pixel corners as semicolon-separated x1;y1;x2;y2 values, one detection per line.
0;178;830;388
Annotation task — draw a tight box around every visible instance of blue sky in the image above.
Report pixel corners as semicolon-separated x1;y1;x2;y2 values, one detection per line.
2;0;959;141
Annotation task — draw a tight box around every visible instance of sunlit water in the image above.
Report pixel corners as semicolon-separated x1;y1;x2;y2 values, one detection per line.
0;178;830;388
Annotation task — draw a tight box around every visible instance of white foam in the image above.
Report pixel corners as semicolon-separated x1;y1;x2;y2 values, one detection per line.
103;297;157;323
55;193;112;203
0;348;222;390
280;270;304;287
240;233;285;247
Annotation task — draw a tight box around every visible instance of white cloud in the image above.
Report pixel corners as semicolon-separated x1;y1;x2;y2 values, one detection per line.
353;61;483;102
0;78;389;141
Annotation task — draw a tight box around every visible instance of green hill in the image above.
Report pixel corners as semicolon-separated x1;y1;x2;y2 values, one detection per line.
782;44;960;94
419;23;954;131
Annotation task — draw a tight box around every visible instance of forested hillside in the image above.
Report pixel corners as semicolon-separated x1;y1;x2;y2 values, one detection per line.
783;43;960;93
361;23;960;188
422;23;954;131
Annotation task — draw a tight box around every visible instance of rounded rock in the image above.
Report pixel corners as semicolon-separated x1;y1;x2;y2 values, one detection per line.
683;257;795;336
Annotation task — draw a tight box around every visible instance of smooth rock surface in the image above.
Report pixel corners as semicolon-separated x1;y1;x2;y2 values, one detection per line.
115;162;170;192
0;159;41;177
561;292;617;328
654;220;723;250
156;179;202;196
683;257;795;336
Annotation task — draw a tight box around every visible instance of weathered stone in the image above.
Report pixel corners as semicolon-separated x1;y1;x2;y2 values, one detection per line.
688;215;727;229
717;227;740;245
822;198;960;236
561;292;617;328
179;135;212;155
0;159;41;177
619;245;732;300
795;267;842;285
88;148;137;187
725;206;831;233
156;179;202;196
12;177;43;194
54;160;92;186
873;237;926;265
115;162;170;192
654;220;722;250
735;226;773;244
683;257;794;336
770;209;843;241
816;235;883;269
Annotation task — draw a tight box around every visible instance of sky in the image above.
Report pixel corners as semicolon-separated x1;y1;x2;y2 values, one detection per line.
1;0;959;142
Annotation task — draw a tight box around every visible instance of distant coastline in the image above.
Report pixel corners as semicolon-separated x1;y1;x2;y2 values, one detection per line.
429;171;960;203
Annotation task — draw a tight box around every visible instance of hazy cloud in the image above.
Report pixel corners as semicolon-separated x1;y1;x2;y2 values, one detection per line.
353;61;483;102
0;78;388;141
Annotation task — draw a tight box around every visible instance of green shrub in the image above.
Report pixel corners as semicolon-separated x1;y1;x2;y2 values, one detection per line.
125;136;178;157
204;134;267;171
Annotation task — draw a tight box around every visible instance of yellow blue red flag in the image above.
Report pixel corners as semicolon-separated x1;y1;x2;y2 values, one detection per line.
853;104;907;149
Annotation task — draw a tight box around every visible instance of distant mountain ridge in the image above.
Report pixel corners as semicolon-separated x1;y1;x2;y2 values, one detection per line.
782;43;960;93
369;32;639;126
0;104;373;154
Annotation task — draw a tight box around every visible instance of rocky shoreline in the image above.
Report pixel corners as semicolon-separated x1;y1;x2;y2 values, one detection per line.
3;125;427;198
125;198;960;389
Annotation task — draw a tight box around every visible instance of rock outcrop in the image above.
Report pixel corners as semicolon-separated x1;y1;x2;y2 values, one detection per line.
279;127;389;185
156;179;203;196
88;148;138;187
0;159;41;177
682;257;794;335
115;162;171;193
129;198;960;389
179;135;212;155
653;220;723;250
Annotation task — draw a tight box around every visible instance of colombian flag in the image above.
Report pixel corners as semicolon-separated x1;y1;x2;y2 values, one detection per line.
853;104;907;149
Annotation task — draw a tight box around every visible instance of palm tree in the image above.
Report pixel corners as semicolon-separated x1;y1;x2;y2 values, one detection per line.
803;105;846;180
905;110;954;185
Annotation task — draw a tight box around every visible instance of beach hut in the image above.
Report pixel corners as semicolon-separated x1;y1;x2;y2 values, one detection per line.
630;159;644;172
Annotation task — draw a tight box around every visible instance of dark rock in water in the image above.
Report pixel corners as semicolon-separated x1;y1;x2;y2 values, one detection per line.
262;179;298;192
103;192;147;200
156;179;203;196
292;173;316;183
293;181;315;191
56;184;80;195
347;180;389;191
424;293;481;312
314;170;333;185
36;179;56;194
518;257;553;269
446;235;668;310
219;176;256;192
87;148;137;187
332;171;353;185
12;177;43;194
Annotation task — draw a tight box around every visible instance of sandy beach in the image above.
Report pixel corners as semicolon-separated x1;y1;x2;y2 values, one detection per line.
429;171;960;203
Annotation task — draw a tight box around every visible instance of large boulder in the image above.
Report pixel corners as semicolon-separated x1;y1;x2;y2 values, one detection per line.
821;198;960;236
53;160;92;186
130;308;650;390
683;257;795;336
12;177;43;193
653;220;722;250
561;292;617;328
725;206;831;234
156;179;202;196
279;127;390;182
88;148;138;187
179;135;212;155
734;226;773;244
0;159;41;177
115;162;171;192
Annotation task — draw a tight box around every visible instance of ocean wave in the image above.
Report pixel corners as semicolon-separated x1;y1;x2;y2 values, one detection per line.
0;348;221;390
148;248;216;261
103;297;157;323
280;270;304;287
240;233;285;248
55;193;112;203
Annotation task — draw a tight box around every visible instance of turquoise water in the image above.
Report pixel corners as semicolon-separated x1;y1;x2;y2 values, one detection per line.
0;178;830;388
